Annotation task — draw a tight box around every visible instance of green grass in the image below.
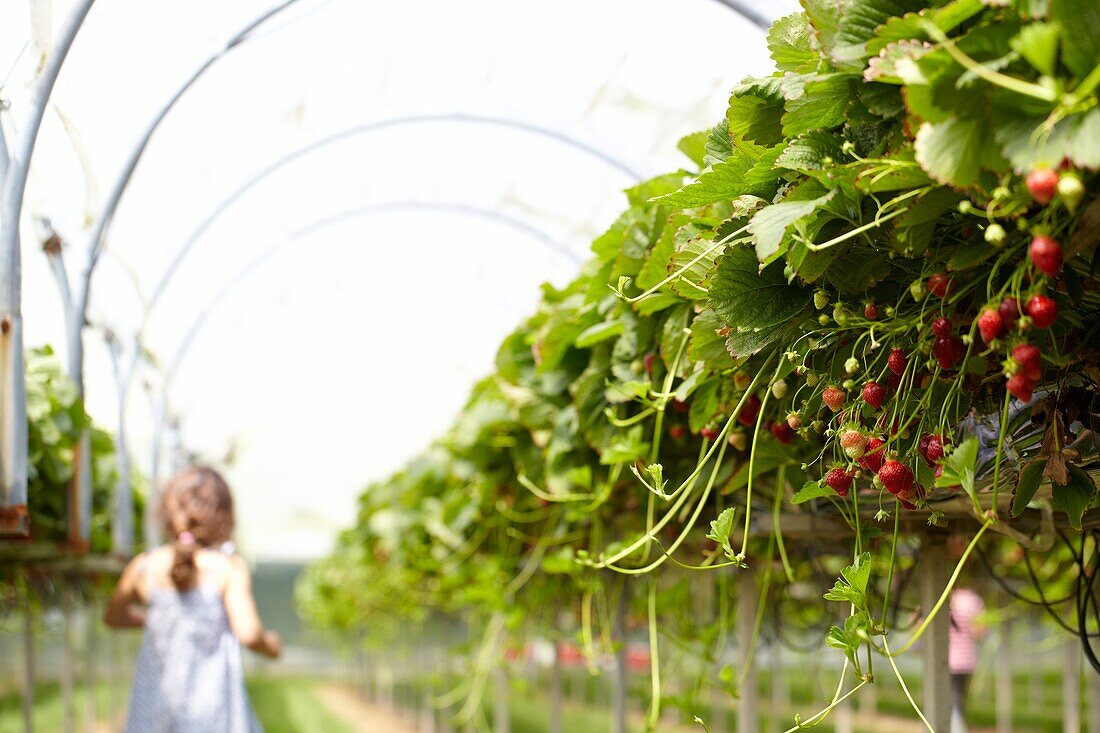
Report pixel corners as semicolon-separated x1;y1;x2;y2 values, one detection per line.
0;676;353;733
247;676;357;733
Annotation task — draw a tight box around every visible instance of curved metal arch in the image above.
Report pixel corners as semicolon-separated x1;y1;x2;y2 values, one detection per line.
144;112;642;313
709;0;773;30
161;200;572;388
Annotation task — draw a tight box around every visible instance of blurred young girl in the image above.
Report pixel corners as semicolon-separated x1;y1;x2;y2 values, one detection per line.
106;466;281;732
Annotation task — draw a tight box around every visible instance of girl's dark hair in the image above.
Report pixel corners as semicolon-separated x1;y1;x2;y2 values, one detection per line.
161;467;235;590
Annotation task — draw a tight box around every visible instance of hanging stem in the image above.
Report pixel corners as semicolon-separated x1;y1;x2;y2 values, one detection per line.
890;518;993;656
646;579;662;730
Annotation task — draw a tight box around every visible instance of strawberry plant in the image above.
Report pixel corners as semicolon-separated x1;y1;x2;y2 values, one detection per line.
303;0;1100;727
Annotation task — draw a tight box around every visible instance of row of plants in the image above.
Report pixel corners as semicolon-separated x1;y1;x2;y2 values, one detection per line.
2;346;139;567
301;0;1100;727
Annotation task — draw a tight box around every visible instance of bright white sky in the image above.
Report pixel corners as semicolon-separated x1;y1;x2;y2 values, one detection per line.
2;0;797;559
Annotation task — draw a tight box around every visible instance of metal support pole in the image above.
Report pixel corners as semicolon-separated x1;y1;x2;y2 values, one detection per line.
995;616;1012;733
61;588;75;733
22;599;35;733
0;0;96;532
611;582;628;733
919;539;953;733
1063;640;1081;733
549;642;563;733
1087;661;1100;733
737;571;759;733
491;664;510;733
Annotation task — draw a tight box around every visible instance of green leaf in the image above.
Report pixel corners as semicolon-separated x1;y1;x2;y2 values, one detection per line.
600;425;648;465
677;130;709;167
653;143;776;209
706;507;738;561
1049;0;1100;78
793;480;834;504
749;191;836;263
768;13;817;71
575;319;625;349
832;0;928;68
1052;464;1096;530
776;130;848;173
689;379;720;433
993;108;1100;173
935;437;979;498
705;120;733;165
782;75;855;137
726;89;785;147
1011;459;1048;517
867;0;986;56
689;310;737;371
726;316;805;362
670;236;723;300
1010;21;1061;76
708;244;813;331
947;239;997;271
914;117;1009;187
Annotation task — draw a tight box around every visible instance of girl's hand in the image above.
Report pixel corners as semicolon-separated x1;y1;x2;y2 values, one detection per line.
260;630;283;659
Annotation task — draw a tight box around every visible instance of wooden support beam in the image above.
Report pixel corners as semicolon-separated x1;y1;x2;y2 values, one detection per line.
737;571;759;733
920;538;952;732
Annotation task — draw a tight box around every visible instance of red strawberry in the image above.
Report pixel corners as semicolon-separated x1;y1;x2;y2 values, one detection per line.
1006;373;1035;403
919;434;944;467
899;498;918;511
840;430;868;459
888;372;902;393
822;386;846;412
643;353;658;374
1029;235;1062;277
887;348;908;376
1012;343;1042;381
700;427;720;441
928;274;952;298
1026;295;1058;329
669;424;686;439
864;303;879;320
977;309;1005;344
859;436;886;474
861;381;886;410
1026;168;1059;205
770;421;794;444
998;298;1020;330
737;393;762;427
671;399;690;414
878;460;914;496
824;468;854;497
931;317;952;338
932;336;966;370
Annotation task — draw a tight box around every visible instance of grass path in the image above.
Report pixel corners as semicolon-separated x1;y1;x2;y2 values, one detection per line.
313;683;419;733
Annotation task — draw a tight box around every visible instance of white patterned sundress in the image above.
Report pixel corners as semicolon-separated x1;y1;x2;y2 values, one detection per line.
125;557;263;733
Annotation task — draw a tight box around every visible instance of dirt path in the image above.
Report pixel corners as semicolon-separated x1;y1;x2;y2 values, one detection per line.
314;683;420;733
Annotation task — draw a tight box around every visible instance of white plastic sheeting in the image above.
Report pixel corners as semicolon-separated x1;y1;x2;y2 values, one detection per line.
1;0;798;558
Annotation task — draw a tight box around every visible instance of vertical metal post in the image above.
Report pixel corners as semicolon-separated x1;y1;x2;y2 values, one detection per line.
737;571;759;733
919;539;953;733
771;642;788;718
0;0;96;534
106;334;137;556
22;599;35;733
1087;661;1100;733
549;641;563;733
491;663;510;733
995;616;1012;733
84;599;98;733
61;588;75;733
611;582;628;733
1063;640;1080;733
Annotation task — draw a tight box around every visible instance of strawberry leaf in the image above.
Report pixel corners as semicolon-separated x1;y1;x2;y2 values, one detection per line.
1011;458;1048;517
1051;464;1096;530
